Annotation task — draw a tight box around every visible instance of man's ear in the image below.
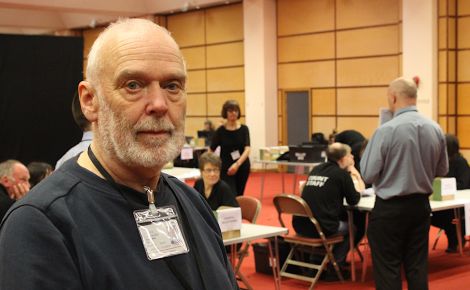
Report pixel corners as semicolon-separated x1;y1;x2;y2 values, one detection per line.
0;176;12;188
78;81;99;122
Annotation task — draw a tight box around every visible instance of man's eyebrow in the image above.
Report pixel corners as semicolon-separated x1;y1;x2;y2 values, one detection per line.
114;70;146;85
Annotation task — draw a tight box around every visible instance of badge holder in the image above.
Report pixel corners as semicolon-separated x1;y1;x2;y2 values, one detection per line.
133;187;189;260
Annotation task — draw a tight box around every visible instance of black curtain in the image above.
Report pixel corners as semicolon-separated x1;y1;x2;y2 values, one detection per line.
0;34;83;167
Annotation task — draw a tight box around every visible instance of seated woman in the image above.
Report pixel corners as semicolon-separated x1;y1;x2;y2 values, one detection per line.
194;152;239;210
431;134;470;253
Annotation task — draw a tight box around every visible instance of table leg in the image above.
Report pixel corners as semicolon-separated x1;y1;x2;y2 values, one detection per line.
260;163;267;201
454;208;464;256
267;236;282;290
347;208;356;282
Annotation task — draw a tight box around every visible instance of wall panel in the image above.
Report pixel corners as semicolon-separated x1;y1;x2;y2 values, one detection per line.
278;61;335;89
337;88;389;115
278;33;335;62
185;116;207;137
186;93;206;116
457;117;470;147
167;10;205;47
458;0;470;15
186;70;206;93
336;0;399;29
337;117;379;138
337;56;399;86
458;17;470;48
312;117;336;137
311;89;335;115
207;67;244;92
337;26;399;58
181;47;206;70
206;42;244;68
277;0;335;36
205;4;243;44
458;50;470;81
439;84;448;115
457;84;470;114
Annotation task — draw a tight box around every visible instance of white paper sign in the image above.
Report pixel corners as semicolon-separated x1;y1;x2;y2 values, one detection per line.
216;207;242;232
180;147;194;160
441;178;457;196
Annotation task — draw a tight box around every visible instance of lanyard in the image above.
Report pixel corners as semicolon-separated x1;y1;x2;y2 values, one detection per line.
87;147;158;208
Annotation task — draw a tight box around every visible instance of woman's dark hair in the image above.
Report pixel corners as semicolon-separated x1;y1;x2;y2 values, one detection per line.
198;152;222;171
27;161;53;188
221;100;241;119
446;134;460;159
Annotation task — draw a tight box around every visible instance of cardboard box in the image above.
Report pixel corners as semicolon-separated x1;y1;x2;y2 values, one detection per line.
215;207;242;239
431;177;456;201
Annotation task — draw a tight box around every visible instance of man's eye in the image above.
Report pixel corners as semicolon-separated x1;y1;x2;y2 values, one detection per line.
165;82;183;93
126;81;141;90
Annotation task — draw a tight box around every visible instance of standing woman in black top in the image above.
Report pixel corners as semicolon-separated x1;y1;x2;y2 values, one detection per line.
210;100;251;196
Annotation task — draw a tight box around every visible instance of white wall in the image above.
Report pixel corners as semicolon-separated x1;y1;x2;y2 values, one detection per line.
402;0;438;119
243;0;278;165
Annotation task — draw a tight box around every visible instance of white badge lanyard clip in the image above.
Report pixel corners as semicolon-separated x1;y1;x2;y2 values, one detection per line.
144;186;158;214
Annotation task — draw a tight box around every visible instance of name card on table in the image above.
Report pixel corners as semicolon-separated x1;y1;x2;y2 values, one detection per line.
180;146;194;160
215;207;242;239
431;177;456;201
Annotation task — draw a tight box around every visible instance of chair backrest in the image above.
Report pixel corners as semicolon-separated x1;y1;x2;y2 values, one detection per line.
273;194;324;237
236;196;261;224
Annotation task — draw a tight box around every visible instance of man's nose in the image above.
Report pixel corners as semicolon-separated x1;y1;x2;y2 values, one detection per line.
145;84;168;116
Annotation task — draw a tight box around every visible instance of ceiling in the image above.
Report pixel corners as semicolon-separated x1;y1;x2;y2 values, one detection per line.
0;0;234;35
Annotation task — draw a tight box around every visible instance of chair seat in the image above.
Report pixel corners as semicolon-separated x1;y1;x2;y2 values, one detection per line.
284;234;344;247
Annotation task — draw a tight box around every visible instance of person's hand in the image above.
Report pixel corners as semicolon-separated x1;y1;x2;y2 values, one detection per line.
9;182;29;200
227;162;239;176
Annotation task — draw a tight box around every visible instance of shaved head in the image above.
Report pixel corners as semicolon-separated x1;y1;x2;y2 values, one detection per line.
86;18;185;97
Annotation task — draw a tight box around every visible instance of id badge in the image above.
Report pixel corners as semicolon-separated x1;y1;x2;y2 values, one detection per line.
230;150;241;161
133;206;189;260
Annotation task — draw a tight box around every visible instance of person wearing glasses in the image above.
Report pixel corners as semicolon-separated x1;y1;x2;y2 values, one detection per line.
194;152;239;210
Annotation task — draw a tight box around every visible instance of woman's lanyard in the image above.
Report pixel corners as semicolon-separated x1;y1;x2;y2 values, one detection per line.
86;147;207;290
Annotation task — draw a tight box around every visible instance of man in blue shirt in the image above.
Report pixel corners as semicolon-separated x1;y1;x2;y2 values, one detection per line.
361;77;448;290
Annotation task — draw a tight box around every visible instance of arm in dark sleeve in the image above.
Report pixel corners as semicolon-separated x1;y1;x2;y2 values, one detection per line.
0;206;82;290
342;172;361;206
243;125;250;146
218;180;239;208
452;157;470;190
210;128;221;151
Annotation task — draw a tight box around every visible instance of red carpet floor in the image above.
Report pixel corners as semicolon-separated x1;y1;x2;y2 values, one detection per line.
221;172;470;290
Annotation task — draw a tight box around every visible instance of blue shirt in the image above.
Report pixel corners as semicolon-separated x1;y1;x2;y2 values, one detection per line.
55;131;93;169
360;106;448;199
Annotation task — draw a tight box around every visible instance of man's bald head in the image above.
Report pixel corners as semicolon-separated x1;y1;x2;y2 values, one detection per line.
85;18;185;95
387;77;418;112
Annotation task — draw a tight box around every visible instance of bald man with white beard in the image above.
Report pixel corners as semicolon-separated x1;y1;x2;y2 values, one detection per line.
0;19;238;290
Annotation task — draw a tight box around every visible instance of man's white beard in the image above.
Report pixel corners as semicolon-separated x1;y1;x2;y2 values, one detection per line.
96;99;185;168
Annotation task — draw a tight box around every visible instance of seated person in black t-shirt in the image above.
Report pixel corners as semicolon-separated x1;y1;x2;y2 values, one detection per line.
293;143;363;272
194;152;239;210
431;134;470;253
